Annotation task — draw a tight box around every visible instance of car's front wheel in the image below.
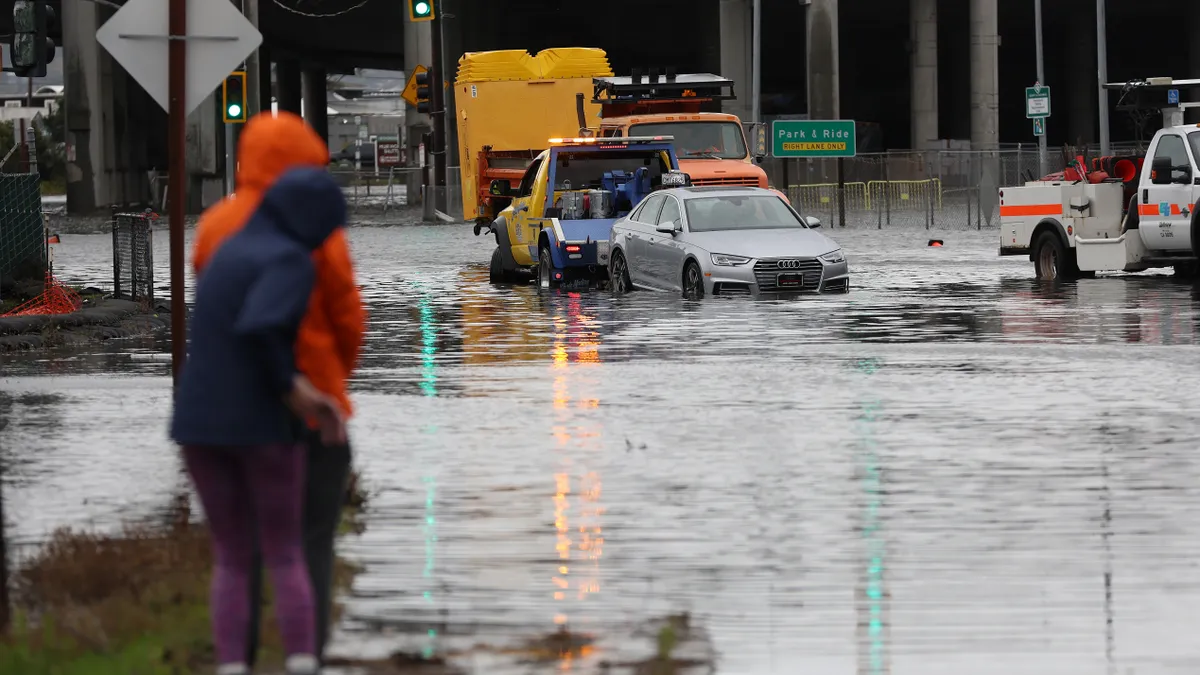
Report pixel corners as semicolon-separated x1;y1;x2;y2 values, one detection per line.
683;260;705;300
609;249;633;295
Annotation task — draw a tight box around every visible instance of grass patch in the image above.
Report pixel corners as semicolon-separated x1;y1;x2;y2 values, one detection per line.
0;489;363;673
41;177;66;196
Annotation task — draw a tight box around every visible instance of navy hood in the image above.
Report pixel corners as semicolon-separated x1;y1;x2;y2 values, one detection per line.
255;166;347;250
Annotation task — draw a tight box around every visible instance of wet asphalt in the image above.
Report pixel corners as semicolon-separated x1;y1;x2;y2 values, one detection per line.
3;215;1200;674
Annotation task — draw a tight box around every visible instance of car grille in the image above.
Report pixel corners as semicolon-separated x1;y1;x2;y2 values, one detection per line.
754;258;823;292
690;176;760;187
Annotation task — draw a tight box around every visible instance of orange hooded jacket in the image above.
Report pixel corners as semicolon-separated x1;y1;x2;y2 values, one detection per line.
192;111;365;419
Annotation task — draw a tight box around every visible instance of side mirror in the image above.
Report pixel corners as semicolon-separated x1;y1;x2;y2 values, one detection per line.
656;222;677;234
489;179;513;197
805;216;822;228
1151;157;1173;185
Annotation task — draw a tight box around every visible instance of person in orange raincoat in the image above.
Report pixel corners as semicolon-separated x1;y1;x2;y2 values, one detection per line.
192;111;366;669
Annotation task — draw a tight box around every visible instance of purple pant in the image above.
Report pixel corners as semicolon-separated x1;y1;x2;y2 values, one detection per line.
183;443;315;665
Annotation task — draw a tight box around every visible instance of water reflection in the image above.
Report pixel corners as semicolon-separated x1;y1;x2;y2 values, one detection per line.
7;226;1200;673
548;292;604;659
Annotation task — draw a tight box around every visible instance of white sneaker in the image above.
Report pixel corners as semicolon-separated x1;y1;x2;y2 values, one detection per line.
285;654;320;674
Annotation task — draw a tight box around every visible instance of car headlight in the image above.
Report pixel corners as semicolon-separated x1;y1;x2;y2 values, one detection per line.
819;249;845;264
711;253;751;266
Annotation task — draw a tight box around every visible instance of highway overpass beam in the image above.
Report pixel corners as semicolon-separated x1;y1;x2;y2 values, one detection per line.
277;59;302;115
910;0;938;149
303;66;329;144
969;0;999;150
719;0;752;123
806;0;839;121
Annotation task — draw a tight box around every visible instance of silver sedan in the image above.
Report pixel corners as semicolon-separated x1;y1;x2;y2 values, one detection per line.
608;186;850;297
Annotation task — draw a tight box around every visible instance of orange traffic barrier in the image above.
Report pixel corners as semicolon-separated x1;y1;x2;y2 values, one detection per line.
0;271;82;317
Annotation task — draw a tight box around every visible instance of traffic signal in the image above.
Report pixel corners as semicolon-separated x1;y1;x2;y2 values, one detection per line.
222;71;247;123
408;0;434;21
11;1;57;78
415;70;432;114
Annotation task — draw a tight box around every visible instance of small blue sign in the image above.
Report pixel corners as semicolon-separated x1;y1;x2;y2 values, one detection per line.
1032;118;1045;137
1168;89;1180;105
1160;202;1171;217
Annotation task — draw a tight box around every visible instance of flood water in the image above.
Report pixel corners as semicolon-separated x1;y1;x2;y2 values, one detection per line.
4;217;1200;674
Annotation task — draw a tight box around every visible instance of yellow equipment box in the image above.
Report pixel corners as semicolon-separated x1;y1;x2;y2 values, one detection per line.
455;48;613;223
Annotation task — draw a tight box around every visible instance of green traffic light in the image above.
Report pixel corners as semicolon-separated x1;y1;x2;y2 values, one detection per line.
414;0;430;15
227;104;242;119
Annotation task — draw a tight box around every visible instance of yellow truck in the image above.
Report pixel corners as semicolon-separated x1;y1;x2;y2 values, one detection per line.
455;48;615;232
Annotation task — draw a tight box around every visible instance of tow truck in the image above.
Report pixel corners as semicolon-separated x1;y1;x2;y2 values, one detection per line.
455;48;779;238
1000;77;1200;280
586;70;774;192
485;136;688;288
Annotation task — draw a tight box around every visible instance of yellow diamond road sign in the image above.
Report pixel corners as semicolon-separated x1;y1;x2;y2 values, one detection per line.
401;65;428;107
401;64;449;108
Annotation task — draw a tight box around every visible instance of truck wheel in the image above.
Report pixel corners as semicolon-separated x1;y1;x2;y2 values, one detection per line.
1033;231;1077;281
1174;262;1200;278
609;249;633;295
538;243;555;290
489;248;510;284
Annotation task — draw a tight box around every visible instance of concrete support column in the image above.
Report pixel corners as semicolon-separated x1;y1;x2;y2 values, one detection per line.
1065;3;1097;148
909;0;938;149
62;0;106;213
969;0;999;150
276;59;302;116
806;0;839;121
719;0;752;122
404;14;433;201
302;67;328;145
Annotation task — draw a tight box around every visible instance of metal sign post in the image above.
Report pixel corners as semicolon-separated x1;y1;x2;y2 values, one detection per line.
1033;0;1047;177
1096;0;1110;156
96;0;263;382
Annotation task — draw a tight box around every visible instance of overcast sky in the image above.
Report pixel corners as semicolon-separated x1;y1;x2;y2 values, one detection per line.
0;44;64;95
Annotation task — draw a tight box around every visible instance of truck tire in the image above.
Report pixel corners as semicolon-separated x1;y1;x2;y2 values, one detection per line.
489;248;516;284
538;243;555;290
1032;230;1078;281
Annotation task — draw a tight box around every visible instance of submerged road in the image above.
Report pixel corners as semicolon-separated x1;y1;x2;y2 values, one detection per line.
3;219;1200;673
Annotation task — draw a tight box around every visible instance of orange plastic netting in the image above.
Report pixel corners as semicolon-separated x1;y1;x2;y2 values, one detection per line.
1;271;82;317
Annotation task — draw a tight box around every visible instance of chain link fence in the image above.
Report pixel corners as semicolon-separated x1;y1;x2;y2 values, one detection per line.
112;212;154;304
0;173;47;290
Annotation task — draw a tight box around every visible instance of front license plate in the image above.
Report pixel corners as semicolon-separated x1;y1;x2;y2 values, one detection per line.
777;272;804;287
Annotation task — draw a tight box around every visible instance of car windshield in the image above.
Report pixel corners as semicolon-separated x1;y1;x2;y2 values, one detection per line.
1190;131;1200;166
629;122;747;160
684;195;805;232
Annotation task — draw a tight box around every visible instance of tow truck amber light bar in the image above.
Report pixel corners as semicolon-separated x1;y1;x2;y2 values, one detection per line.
548;136;675;145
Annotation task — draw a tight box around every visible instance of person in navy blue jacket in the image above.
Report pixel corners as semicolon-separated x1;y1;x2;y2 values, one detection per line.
171;166;347;675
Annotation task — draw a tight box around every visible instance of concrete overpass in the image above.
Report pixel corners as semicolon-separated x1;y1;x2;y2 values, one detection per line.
4;0;1197;214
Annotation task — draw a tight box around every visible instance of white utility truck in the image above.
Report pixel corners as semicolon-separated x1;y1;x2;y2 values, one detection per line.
1000;78;1200;280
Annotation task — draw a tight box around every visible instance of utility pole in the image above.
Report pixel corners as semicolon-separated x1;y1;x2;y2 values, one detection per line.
1096;0;1110;156
751;0;761;125
1034;0;1047;177
168;0;188;382
429;0;447;209
243;0;260;116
